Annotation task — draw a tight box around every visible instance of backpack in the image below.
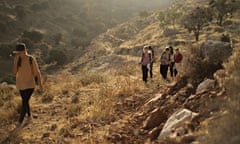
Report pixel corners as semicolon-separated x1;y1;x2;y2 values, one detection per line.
17;56;39;85
174;53;183;63
29;57;39;85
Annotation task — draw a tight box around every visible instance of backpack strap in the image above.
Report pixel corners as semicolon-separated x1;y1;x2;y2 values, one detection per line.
29;56;38;85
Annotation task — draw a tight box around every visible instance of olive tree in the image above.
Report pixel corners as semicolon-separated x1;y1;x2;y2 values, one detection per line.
181;7;213;41
209;0;239;26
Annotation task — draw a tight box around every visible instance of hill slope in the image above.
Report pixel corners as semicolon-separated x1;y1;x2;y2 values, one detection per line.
0;0;240;143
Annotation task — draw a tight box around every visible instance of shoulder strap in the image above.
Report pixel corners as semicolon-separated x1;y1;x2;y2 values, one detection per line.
29;56;34;75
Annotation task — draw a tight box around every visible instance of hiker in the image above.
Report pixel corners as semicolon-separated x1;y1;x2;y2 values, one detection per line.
139;46;152;83
160;47;170;80
173;48;183;78
169;46;177;80
13;43;43;128
148;45;154;80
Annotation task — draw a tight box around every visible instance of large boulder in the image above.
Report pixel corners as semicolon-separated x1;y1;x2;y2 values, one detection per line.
158;109;198;140
200;40;232;64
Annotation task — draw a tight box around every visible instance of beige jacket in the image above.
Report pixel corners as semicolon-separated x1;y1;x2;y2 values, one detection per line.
13;54;42;90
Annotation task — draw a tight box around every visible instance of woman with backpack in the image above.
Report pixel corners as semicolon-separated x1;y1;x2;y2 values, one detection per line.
139;46;152;83
13;43;43;128
160;47;170;80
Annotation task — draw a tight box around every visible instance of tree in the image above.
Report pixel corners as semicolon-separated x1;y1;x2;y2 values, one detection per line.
182;7;212;41
209;0;239;26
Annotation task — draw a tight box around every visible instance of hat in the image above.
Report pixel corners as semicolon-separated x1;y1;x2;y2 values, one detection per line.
13;43;26;53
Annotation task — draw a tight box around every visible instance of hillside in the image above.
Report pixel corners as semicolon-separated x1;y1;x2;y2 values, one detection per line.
1;0;240;144
0;0;173;81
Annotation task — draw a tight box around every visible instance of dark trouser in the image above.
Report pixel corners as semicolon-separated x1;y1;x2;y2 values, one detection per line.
19;88;34;123
160;64;169;80
170;62;178;77
142;65;148;83
149;62;153;79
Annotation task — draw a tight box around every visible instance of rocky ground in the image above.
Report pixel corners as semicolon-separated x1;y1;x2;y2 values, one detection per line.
1;73;225;144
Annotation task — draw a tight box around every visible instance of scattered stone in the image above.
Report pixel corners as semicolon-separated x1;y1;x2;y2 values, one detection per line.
196;79;215;94
143;108;167;130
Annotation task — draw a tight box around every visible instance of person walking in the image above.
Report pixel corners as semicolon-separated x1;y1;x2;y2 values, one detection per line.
139;46;152;83
160;47;170;80
173;48;183;79
148;45;154;81
13;43;43;128
169;46;177;80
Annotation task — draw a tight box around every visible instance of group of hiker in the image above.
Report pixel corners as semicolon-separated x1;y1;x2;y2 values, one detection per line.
139;45;183;83
11;42;182;129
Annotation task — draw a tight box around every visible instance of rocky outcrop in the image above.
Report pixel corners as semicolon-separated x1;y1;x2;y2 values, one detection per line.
200;40;232;64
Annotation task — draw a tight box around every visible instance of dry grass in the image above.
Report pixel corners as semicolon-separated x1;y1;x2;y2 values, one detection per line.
0;86;19;123
205;45;240;144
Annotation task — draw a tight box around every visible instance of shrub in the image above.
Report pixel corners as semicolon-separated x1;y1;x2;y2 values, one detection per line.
80;73;106;86
220;33;231;43
46;48;68;66
185;45;222;86
206;45;240;144
0;87;19;124
22;30;43;43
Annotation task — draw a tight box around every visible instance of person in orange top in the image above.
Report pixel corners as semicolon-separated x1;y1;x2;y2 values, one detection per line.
13;43;43;128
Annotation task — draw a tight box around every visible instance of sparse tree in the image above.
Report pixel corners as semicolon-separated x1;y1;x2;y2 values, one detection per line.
209;0;239;26
182;7;213;41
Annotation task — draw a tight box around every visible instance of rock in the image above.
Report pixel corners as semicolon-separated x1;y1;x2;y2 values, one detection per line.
158;109;198;140
146;94;163;105
200;40;232;64
196;79;215;94
148;126;162;140
143;108;168;130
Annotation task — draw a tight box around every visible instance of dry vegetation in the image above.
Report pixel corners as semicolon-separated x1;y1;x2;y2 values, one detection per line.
205;45;240;144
